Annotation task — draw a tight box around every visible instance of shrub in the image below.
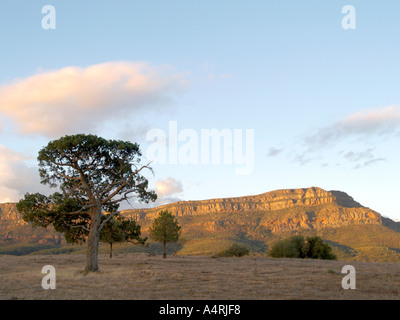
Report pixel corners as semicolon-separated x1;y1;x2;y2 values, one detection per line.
268;235;336;260
268;235;305;258
304;236;336;260
218;244;250;257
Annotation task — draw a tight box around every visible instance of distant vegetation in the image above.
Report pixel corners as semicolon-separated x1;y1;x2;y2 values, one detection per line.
0;243;60;256
217;244;250;257
268;235;336;260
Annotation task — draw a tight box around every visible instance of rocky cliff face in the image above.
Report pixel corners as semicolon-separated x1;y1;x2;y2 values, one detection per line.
0;187;386;242
0;203;63;244
260;206;382;233
122;187;380;233
0;203;27;233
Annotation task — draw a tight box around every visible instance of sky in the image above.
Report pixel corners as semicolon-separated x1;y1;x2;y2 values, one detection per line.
0;1;399;221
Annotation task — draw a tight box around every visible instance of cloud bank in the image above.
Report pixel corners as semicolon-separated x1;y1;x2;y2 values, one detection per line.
0;61;187;138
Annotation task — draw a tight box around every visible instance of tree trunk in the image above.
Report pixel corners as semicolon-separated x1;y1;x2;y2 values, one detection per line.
163;241;166;259
85;208;101;272
110;242;113;259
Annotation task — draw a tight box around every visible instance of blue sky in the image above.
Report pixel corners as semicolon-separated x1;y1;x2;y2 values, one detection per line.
0;1;399;220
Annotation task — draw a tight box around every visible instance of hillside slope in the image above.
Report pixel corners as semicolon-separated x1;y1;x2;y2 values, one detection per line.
1;187;400;261
122;187;400;261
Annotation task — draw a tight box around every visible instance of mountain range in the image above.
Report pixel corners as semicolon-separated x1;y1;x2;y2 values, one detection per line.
1;187;400;262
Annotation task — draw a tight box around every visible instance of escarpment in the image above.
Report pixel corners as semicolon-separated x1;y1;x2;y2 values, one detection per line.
0;187;389;243
2;187;400;262
122;187;381;233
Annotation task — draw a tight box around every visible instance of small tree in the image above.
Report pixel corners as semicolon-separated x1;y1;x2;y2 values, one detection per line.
100;214;146;258
149;210;181;258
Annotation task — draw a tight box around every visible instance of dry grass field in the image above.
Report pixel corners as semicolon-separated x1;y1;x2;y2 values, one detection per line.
0;253;399;300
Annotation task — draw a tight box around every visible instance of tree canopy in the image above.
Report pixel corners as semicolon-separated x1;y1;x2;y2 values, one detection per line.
17;134;157;272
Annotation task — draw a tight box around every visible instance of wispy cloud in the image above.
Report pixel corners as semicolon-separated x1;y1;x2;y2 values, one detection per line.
0;61;187;138
266;147;284;157
341;148;387;169
353;158;386;170
342;148;375;162
304;105;400;149
291;105;400;168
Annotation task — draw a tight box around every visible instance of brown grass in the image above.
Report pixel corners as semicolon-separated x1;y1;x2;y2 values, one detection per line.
0;253;399;300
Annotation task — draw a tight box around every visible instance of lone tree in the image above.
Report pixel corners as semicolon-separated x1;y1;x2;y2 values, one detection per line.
17;134;156;272
100;214;146;258
149;210;181;258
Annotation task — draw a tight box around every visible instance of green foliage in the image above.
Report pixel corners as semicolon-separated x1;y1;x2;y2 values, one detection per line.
268;236;305;258
304;236;336;260
217;244;250;257
100;214;147;257
17;134;157;271
17;134;157;242
36;134;157;210
17;192;90;244
100;214;145;245
149;210;182;243
268;235;336;260
149;210;181;258
17;193;146;246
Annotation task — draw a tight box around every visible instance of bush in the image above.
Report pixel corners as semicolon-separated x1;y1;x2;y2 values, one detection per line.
218;244;250;257
304;236;336;260
268;235;305;258
268;235;336;260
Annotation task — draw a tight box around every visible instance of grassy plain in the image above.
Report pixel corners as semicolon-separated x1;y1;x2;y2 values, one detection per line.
1;253;399;300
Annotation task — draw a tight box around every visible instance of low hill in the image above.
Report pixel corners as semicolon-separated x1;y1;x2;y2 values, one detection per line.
1;187;400;261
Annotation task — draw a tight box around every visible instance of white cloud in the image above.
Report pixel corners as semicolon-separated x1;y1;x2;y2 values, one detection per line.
0;61;187;138
0;145;45;203
342;105;400;134
155;177;183;199
127;177;183;209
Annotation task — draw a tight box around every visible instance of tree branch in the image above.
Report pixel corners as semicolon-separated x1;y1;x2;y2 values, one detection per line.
98;211;124;232
101;163;152;205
